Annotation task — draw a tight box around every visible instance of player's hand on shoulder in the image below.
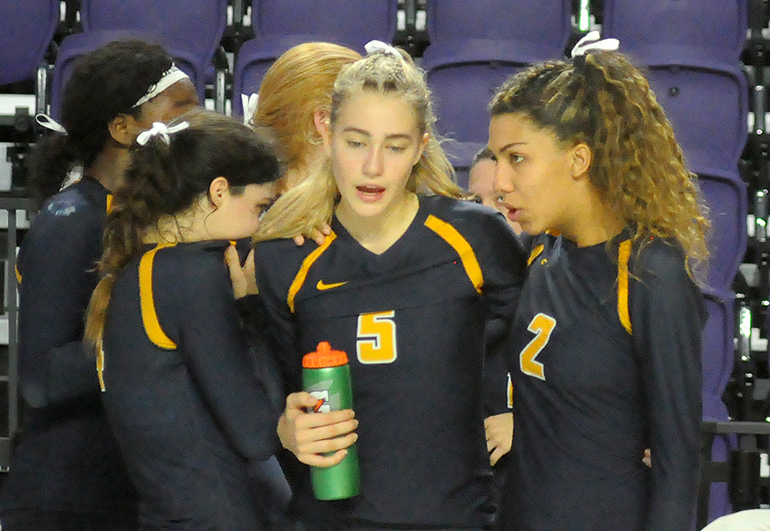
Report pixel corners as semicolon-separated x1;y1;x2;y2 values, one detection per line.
225;245;258;299
292;223;332;247
278;391;358;468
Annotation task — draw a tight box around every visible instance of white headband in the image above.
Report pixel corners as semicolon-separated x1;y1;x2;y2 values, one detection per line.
241;93;259;128
364;40;402;59
136;121;190;145
132;64;190;108
571;31;620;58
33;65;191;136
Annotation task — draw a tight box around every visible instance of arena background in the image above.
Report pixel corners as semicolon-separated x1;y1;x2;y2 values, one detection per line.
0;1;768;528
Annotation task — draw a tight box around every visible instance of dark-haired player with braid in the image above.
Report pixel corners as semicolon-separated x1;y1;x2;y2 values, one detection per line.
488;33;708;531
0;39;198;531
84;109;283;530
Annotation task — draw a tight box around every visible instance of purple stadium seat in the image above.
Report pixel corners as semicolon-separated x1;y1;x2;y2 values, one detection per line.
79;0;228;105
603;0;747;65
232;0;398;118
696;171;749;292
421;0;572;174
0;0;59;86
701;289;738;523
425;0;572;64
49;30;182;121
232;36;303;118
702;290;736;423
424;62;524;184
644;62;748;175
428;62;525;145
251;0;397;52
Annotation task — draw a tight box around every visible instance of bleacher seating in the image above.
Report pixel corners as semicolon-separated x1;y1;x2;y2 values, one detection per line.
232;0;399;117
0;0;59;88
421;0;573;185
603;0;747;66
78;0;229;111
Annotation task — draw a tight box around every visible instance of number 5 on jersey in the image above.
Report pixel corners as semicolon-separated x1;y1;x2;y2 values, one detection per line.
520;313;555;380
357;311;397;364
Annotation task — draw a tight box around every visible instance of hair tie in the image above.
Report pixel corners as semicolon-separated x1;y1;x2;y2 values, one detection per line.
364;40;402;59
136;121;190;146
241;93;258;128
571;30;620;58
35;114;67;134
132;64;190;109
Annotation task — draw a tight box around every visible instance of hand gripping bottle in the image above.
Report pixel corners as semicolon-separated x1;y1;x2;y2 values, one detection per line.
302;342;360;500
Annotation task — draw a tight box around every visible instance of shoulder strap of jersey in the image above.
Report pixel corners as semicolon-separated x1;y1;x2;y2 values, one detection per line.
424;214;483;293
288;231;338;313
617;239;632;335
139;242;178;349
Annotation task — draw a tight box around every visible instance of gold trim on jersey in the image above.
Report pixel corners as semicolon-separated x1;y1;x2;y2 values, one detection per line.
617;239;632;335
15;265;21;284
97;346;106;392
424;215;483;293
527;244;544;266
288;231;338;313
106;194;113;214
139;243;177;349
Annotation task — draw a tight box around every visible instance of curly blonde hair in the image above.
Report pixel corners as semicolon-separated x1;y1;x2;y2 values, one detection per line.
255;47;468;241
490;51;710;283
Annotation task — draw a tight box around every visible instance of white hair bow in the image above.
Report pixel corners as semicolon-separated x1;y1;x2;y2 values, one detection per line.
241;93;259;128
35;114;67;134
364;40;401;59
571;30;620;58
136;121;190;146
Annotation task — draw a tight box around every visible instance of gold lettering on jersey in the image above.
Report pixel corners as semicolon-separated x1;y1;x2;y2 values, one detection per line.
356;311;397;364
520;313;554;380
316;280;348;291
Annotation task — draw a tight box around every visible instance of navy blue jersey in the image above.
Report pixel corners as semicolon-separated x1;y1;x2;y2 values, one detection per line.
1;177;137;519
254;195;527;529
102;241;279;530
497;233;705;531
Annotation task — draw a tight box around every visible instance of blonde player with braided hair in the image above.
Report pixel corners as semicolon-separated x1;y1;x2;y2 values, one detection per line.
230;41;527;531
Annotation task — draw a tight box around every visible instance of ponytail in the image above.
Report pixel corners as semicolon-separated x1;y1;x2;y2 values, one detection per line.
84;273;116;360
83;109;282;353
27;135;79;203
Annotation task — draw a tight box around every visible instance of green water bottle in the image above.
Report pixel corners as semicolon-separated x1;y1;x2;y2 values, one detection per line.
302;341;360;500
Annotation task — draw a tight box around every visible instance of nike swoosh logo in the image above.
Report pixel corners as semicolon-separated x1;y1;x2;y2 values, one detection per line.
316;280;348;291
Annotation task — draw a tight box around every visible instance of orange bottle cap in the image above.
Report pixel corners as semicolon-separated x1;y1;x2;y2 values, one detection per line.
302;341;349;368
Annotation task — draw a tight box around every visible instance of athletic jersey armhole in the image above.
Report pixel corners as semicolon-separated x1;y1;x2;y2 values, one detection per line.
617;239;632;335
424;214;483;293
139;243;178;349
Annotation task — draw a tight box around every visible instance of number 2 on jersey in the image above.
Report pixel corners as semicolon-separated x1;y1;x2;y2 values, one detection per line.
520;313;555;380
357;311;397;364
